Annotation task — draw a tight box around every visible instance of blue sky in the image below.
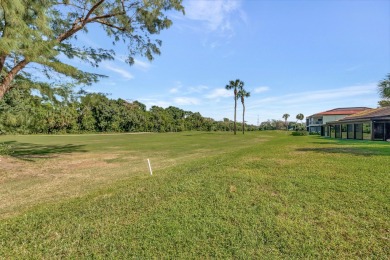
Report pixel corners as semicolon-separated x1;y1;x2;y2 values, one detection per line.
76;0;390;125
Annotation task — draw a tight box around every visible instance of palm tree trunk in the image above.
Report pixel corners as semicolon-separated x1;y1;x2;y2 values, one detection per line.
234;90;237;135
242;102;245;134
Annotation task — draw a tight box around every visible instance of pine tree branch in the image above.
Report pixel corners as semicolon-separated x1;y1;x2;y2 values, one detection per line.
0;55;6;73
95;19;126;31
57;10;126;42
0;59;29;99
0;1;8;73
86;12;127;23
83;0;105;26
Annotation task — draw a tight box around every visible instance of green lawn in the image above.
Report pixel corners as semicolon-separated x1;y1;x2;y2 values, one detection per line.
0;131;389;258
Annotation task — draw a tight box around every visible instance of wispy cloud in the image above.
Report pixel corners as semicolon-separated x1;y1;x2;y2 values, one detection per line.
134;59;151;71
205;88;233;99
169;83;208;95
169;81;183;94
346;64;362;72
184;0;243;34
170;87;180;94
139;98;170;109
114;56;151;71
174;97;201;105
188;85;209;93
253;86;270;94
102;63;134;80
249;83;377;109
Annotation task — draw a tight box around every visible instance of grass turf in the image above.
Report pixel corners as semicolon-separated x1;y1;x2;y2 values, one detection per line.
0;131;389;258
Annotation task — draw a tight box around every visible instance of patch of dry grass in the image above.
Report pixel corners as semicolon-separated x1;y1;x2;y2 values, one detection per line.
0;132;264;219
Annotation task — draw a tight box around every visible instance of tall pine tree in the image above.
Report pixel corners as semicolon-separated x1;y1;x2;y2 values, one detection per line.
0;0;184;99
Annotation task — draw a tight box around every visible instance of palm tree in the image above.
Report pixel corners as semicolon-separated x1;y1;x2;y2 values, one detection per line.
378;73;390;99
237;87;250;134
282;113;290;131
225;79;244;135
296;113;304;130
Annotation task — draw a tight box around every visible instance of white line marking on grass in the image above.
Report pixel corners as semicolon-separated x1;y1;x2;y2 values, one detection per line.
147;159;153;175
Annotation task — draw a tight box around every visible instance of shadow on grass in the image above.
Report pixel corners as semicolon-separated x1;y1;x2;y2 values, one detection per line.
182;132;229;137
2;141;86;161
296;147;390;156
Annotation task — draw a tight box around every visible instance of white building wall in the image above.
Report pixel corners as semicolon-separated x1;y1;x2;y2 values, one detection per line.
323;115;350;124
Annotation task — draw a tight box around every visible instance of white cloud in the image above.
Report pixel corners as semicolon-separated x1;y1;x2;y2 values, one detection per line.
248;83;377;110
134;59;151;70
139;99;170;109
114;56;151;71
184;0;243;33
170;87;180;94
102;63;134;80
174;97;200;105
188;85;209;93
169;84;208;95
205;88;233;99
253;86;270;94
169;81;183;94
282;83;377;105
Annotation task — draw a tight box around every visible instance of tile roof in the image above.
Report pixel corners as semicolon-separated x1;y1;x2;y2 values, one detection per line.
338;106;390;121
312;107;371;116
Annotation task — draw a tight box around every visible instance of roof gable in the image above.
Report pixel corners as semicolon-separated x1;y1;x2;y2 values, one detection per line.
340;106;390;121
312;107;371;116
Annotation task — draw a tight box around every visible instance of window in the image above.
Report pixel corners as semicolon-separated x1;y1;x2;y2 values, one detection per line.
341;124;347;139
330;125;335;138
386;123;390;140
347;124;354;139
363;123;371;140
373;123;385;141
354;124;363;140
335;125;341;138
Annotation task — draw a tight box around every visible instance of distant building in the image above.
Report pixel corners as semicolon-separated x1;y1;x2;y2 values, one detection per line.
325;106;390;141
306;107;371;135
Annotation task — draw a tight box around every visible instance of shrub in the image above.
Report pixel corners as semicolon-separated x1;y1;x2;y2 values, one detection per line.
291;131;308;136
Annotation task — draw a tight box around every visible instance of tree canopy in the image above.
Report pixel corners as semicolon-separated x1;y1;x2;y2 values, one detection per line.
378;73;390;107
0;0;184;99
282;113;290;131
0;84;259;134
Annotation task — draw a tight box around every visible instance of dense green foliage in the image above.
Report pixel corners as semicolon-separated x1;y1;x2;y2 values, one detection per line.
378;73;390;99
282;113;290;130
0;86;257;134
0;0;184;99
259;120;305;131
378;73;390;107
0;132;389;257
291;130;308;136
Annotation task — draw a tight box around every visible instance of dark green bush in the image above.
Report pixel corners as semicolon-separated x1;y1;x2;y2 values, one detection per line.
291;131;308;136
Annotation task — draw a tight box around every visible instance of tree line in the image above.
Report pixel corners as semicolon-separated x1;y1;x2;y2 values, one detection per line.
259;119;305;131
0;84;258;134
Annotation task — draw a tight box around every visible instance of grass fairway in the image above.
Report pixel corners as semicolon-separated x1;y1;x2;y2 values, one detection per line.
0;131;389;258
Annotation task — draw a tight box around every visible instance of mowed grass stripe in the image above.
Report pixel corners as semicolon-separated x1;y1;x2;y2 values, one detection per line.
0;132;389;258
0;132;266;218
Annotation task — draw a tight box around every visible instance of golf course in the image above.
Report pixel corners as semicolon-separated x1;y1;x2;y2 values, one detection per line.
0;131;389;258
